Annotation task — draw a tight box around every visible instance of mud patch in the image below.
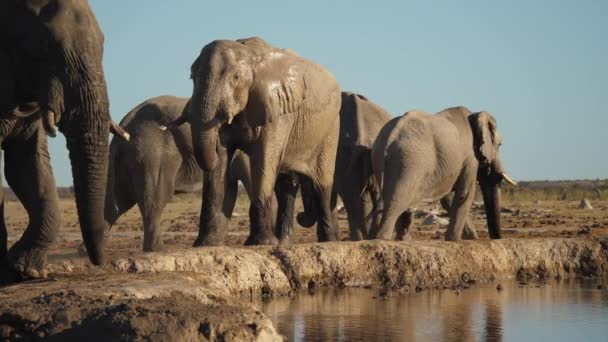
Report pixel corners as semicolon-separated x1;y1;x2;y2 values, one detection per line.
0;291;280;341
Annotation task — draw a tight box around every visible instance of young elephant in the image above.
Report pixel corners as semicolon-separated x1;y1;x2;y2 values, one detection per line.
106;96;251;251
370;107;516;241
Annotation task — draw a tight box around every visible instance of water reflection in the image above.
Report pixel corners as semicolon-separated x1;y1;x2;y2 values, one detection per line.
258;280;608;342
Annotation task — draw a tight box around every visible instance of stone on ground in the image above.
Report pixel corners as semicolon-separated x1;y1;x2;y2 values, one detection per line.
579;198;593;209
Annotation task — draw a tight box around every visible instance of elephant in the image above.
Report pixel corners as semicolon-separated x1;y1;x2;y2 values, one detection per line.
273;92;391;242
106;95;252;251
370;107;516;241
0;0;128;278
168;37;341;246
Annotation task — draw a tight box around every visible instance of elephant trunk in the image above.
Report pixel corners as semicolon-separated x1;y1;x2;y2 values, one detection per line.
195;127;219;171
480;157;505;239
63;77;111;266
481;182;501;239
68;135;109;265
191;83;222;171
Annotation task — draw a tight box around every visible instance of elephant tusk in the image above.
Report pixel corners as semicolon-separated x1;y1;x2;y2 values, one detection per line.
501;173;517;186
227;115;234;125
43;110;58;138
159;115;188;131
110;120;130;141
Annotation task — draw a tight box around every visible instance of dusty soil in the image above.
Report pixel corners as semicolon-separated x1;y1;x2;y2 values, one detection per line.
6;193;608;263
2;193;608;340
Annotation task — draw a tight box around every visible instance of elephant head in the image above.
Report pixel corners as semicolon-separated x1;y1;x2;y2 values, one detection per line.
469;111;516;239
0;1;125;265
185;37;272;171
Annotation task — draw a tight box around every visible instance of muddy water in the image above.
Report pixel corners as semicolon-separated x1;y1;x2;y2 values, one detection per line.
260;280;608;342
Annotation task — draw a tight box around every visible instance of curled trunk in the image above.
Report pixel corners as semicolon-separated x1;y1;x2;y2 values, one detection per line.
194;127;219;171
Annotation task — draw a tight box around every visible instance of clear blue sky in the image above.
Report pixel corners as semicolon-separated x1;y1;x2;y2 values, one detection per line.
46;0;607;185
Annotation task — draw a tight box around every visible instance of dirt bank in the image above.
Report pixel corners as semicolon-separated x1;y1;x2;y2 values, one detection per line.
1;238;607;340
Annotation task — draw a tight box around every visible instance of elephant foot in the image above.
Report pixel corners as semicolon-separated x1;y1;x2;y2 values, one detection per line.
278;234;292;246
401;233;413;241
444;233;461;242
375;230;393;241
245;230;279;246
193;234;226;247
143;241;165;253
7;242;49;280
462;229;479;240
296;212;316;228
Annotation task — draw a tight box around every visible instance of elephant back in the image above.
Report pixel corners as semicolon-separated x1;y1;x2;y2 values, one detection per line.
339;92;392;150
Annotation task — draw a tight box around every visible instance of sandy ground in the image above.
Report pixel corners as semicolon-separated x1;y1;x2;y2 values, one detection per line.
5;193;608;264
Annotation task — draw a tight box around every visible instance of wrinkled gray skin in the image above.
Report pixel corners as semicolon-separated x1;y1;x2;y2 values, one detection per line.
0;0;114;279
106;96;252;252
171;37;341;246
274;92;390;242
370;107;514;241
277;94;479;242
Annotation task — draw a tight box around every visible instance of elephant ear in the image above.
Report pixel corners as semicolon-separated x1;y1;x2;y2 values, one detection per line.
159;99;191;131
245;75;305;127
469;111;497;166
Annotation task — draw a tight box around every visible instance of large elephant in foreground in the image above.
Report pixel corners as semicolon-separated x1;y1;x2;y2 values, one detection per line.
273;92;391;242
370;107;516;241
0;0;125;278
106;96;252;251
169;37;341;246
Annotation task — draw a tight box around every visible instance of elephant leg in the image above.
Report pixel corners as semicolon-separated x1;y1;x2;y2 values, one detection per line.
274;173;299;244
296;175;317;228
440;193;478;240
340;189;365;241
135;155;180;252
245;145;280;246
372;165;417;240
195;146;233;246
395;210;414;241
4;129;60;278
312;182;339;242
445;163;477;241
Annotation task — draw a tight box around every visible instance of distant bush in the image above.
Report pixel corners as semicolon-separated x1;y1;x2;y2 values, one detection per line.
498;179;608;202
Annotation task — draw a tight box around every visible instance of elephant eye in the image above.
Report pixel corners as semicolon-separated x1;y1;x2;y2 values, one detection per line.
233;73;240;81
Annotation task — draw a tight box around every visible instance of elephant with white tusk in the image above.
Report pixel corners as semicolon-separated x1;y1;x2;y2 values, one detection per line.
169;37;341;246
370;107;515;241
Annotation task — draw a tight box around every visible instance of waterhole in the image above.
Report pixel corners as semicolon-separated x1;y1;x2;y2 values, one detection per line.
259;280;608;341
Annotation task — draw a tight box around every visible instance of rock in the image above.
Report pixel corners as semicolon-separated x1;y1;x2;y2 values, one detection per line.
421;215;449;226
578;199;593;209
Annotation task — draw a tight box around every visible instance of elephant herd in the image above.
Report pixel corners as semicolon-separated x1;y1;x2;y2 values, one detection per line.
0;1;515;280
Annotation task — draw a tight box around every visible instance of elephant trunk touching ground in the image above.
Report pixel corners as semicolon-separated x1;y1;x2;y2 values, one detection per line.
51;38;111;265
478;156;508;239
